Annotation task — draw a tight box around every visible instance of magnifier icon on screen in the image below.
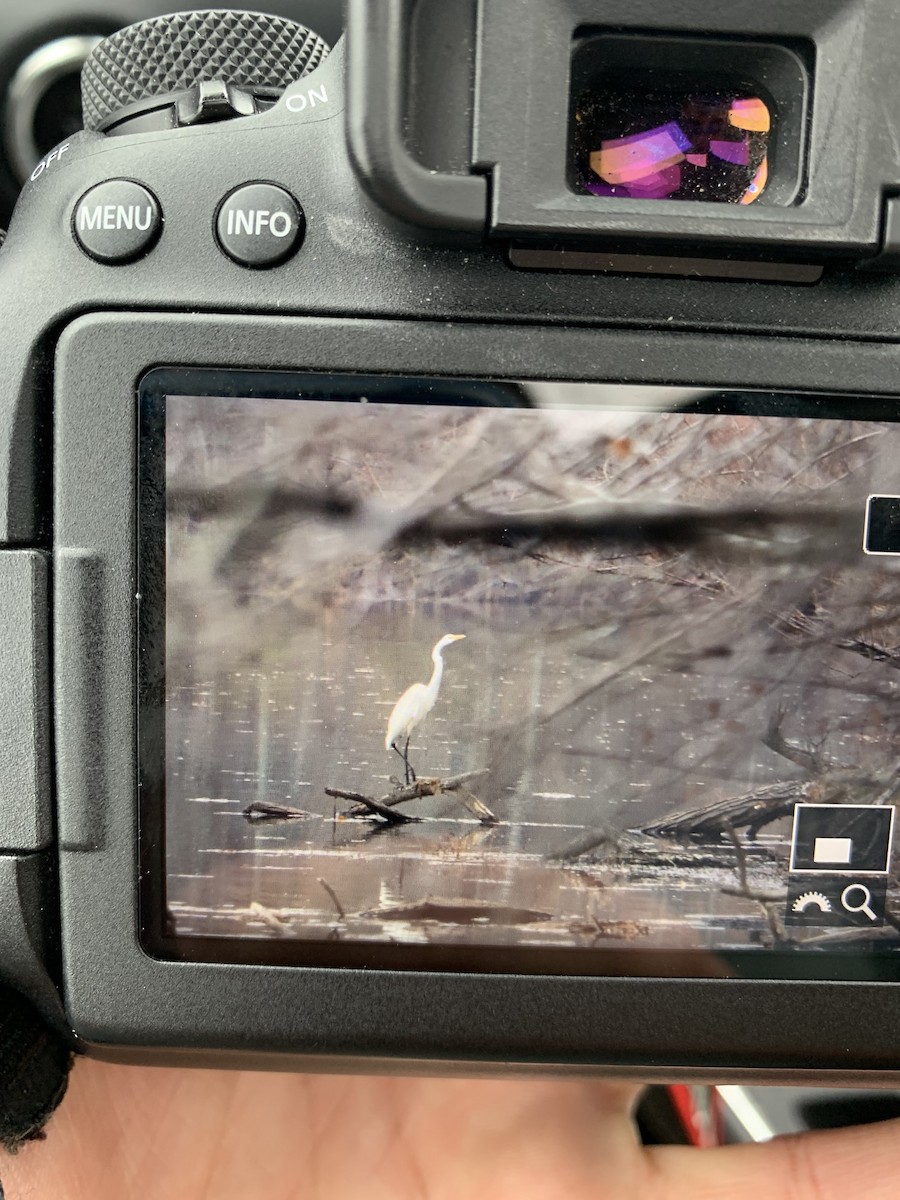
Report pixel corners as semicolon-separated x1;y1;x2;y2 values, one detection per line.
841;884;877;922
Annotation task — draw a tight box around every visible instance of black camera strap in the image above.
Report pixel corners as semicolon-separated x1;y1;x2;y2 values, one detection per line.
0;985;72;1153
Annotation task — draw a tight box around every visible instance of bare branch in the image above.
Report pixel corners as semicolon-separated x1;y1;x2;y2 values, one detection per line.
318;878;347;922
763;708;829;774
325;787;419;824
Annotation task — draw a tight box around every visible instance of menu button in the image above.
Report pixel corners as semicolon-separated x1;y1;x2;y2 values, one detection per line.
74;180;162;263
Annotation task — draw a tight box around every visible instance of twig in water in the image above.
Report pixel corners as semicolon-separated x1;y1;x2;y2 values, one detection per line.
318;877;346;922
455;789;499;824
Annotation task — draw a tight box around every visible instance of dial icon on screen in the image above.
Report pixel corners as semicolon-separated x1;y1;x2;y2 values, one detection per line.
791;891;832;914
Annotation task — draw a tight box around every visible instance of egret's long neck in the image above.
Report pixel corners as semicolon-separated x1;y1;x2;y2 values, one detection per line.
425;646;445;704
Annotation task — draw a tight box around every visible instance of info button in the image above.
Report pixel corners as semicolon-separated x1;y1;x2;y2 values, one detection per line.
74;180;162;264
215;183;305;268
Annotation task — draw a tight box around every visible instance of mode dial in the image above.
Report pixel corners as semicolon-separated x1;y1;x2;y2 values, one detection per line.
81;10;330;135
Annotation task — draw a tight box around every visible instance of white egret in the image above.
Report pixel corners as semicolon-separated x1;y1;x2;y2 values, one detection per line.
385;634;466;784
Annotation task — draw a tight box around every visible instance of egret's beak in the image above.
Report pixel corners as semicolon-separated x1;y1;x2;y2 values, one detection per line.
449;634;466;641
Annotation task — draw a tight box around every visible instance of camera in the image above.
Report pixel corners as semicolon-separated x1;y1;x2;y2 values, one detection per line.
1;0;899;1086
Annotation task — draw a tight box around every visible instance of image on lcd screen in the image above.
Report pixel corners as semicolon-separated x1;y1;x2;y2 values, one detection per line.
155;382;900;963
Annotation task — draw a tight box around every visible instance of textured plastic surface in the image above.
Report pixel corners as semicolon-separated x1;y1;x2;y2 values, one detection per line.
81;10;329;130
0;552;50;852
346;0;487;231
49;311;900;1077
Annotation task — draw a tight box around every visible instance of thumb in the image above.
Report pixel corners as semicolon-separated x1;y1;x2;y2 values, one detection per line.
648;1117;900;1200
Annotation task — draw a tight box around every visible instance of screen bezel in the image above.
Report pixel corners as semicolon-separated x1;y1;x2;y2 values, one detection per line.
138;366;900;981
54;311;900;1074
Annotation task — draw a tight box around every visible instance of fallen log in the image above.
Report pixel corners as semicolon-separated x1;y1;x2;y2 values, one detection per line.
349;770;490;812
643;766;896;842
362;899;550;925
641;781;803;841
342;770;497;825
243;801;313;822
325;787;420;824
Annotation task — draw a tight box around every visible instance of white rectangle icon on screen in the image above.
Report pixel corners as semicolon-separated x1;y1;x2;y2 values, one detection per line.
813;836;853;865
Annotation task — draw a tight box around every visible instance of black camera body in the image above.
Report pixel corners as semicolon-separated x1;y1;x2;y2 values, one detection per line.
2;0;900;1083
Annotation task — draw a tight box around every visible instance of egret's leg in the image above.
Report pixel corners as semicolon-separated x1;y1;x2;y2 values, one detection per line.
404;735;416;784
390;742;407;780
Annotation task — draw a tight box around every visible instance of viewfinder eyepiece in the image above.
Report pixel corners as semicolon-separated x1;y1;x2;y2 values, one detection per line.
573;87;772;205
566;33;809;214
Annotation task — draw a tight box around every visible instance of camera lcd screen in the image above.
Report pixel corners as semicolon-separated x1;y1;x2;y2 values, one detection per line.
139;374;900;978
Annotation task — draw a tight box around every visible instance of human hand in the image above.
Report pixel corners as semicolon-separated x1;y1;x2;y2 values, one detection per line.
2;1060;898;1200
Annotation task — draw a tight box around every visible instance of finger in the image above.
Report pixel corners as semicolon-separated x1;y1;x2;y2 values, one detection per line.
648;1118;900;1200
0;1064;646;1200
